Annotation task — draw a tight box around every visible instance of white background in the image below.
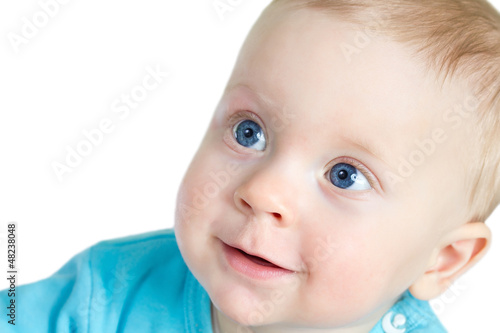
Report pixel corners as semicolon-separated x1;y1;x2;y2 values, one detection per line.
1;0;499;331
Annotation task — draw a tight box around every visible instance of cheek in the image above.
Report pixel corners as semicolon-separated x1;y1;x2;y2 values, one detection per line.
293;205;428;324
310;236;388;291
176;138;236;218
174;142;240;288
292;245;388;325
175;136;244;248
174;140;221;244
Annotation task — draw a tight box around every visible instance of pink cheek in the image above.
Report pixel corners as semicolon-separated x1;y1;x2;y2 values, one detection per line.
329;264;365;296
176;161;239;228
304;241;381;301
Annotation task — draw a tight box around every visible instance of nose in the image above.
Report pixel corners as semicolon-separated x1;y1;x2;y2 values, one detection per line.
233;164;296;227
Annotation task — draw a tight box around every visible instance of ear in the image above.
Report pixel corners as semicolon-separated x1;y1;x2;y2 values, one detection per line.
409;221;491;300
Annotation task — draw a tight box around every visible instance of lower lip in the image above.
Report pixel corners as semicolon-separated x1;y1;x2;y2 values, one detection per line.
222;242;295;280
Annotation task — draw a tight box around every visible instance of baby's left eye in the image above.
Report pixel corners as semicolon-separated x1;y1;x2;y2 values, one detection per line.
233;119;266;151
329;163;371;191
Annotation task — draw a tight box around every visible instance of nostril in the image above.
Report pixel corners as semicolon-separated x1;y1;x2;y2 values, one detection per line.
240;198;252;210
272;212;281;219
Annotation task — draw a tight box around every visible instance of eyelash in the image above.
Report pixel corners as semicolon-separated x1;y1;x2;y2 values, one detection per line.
225;110;263;130
224;110;378;190
224;110;267;147
326;156;377;191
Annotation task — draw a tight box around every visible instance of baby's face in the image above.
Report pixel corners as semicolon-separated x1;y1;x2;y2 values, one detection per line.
175;5;474;331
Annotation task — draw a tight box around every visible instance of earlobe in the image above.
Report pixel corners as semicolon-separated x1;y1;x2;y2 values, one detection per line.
409;221;491;300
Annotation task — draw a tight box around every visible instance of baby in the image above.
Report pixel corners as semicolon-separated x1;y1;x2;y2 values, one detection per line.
2;0;500;332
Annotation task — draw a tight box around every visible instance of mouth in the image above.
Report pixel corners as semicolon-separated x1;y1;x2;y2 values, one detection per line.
237;248;280;268
221;241;295;280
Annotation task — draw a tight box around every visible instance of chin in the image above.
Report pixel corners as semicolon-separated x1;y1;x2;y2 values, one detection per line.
211;280;292;327
216;302;275;328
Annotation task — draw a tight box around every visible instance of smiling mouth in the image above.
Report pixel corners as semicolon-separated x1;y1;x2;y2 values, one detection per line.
222;242;294;280
236;248;280;268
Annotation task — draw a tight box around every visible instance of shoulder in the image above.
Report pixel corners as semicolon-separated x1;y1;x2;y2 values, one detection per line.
87;228;190;305
93;228;176;247
0;228;211;333
91;228;178;254
89;228;182;270
84;228;193;330
87;228;187;290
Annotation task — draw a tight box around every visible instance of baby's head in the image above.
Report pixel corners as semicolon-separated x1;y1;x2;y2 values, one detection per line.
175;0;500;331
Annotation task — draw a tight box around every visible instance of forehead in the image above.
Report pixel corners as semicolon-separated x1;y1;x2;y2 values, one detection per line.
224;7;461;165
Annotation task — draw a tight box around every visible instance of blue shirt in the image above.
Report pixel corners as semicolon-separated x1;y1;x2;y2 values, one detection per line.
0;229;446;332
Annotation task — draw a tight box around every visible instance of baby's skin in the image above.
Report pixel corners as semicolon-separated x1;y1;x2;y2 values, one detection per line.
174;4;491;333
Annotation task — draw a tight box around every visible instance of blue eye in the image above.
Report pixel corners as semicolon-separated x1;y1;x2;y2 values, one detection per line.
233;119;266;151
329;163;371;190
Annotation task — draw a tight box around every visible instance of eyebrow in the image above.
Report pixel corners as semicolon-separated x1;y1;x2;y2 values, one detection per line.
224;82;246;94
225;82;281;111
339;134;394;171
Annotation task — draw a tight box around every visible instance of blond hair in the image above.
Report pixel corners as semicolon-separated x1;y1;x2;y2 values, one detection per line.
270;0;500;221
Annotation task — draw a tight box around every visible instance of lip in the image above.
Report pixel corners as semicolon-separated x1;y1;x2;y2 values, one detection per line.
221;241;295;280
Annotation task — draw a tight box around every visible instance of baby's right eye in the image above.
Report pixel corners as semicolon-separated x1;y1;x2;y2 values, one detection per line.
232;119;266;151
